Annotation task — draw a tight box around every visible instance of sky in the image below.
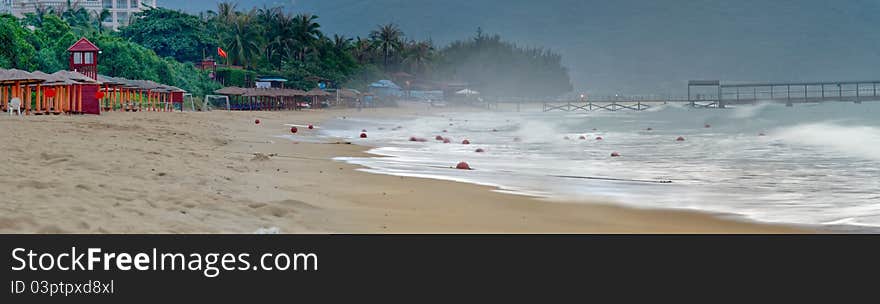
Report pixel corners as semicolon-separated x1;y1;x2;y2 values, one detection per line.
162;0;880;96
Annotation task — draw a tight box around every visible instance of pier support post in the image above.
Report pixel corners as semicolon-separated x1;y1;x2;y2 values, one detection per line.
786;85;792;107
855;83;861;104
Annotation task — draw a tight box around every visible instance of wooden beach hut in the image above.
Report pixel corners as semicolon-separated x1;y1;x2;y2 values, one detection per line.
0;69;47;115
214;86;247;110
97;75;126;111
52;70;101;115
306;88;331;109
29;71;72;115
281;89;306;110
243;88;279;111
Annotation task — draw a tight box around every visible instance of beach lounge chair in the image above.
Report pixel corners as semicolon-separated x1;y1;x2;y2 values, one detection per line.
8;97;21;116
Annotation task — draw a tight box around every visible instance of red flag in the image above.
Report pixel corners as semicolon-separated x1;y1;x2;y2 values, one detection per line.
217;47;228;58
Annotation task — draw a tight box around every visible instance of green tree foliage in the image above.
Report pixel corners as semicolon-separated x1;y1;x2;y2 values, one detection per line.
0;12;217;97
120;8;214;63
0;15;37;70
370;23;404;70
435;30;573;97
3;2;573;98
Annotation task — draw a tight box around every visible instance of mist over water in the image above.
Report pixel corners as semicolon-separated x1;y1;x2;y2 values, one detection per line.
319;102;880;230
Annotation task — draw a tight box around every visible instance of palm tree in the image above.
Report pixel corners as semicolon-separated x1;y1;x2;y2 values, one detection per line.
265;13;296;66
291;14;321;62
403;40;434;76
332;34;352;53
370;23;404;70
351;37;374;64
215;1;238;24
221;12;262;68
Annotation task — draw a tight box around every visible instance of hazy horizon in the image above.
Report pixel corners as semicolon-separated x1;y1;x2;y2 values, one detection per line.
162;0;880;96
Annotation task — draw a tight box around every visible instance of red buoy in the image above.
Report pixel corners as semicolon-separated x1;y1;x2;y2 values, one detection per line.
611;152;621;157
475;148;485;153
409;136;418;141
461;139;470;145
456;162;472;170
443;138;451;143
255;119;261;124
579;135;586;140
360;133;367;138
290;127;298;134
595;136;603;140
308;124;314;129
409;137;427;142
676;136;685;141
436;135;444;141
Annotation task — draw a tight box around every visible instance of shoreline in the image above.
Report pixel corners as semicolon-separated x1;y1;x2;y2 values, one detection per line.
0;105;811;233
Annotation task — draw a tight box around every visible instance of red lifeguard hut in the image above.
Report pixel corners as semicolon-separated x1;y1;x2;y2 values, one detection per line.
67;37;101;114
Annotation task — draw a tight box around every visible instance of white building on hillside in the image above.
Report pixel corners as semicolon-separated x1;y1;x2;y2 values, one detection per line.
0;0;158;30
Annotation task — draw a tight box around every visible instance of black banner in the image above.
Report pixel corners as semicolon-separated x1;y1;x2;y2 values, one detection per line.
1;235;876;302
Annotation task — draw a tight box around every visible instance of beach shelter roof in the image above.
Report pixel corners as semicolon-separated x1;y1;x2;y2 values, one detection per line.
30;71;72;85
455;88;480;95
163;85;186;93
214;86;246;95
67;37;101;52
338;88;361;98
280;89;306;96
306;88;331;96
115;77;142;89
0;69;48;85
52;70;99;84
97;74;126;86
242;88;278;97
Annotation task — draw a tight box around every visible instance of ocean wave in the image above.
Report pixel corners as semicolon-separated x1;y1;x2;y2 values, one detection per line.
773;122;880;161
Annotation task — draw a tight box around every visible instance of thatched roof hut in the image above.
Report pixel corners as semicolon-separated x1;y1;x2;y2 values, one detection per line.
306;88;330;96
215;86;247;95
0;69;47;85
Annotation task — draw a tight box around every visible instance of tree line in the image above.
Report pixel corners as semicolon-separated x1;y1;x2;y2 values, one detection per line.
1;2;572;98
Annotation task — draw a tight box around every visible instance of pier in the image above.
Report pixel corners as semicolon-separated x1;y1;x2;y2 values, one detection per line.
541;79;880;112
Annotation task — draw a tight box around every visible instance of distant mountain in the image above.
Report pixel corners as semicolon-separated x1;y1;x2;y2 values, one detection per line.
163;0;880;95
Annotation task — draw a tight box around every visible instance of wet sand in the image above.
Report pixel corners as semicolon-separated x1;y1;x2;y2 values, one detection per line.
0;105;809;233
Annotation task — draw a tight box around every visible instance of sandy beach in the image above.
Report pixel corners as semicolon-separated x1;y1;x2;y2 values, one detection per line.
0;105;809;233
